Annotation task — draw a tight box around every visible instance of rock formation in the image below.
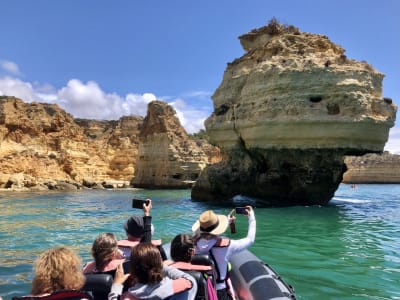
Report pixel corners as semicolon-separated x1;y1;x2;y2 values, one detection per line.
131;101;221;188
0;96;142;189
191;20;397;206
343;152;400;183
0;96;220;190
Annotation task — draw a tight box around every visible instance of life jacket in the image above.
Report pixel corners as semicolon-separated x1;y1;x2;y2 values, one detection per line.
118;239;162;258
209;237;230;284
12;290;92;300
207;237;236;298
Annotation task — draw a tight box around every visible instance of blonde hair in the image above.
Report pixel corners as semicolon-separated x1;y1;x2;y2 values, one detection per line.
91;233;118;271
31;247;85;295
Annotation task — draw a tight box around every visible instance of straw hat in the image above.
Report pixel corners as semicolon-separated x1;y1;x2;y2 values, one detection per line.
192;210;228;235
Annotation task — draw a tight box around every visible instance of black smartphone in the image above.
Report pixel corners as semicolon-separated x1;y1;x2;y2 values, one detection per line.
132;198;149;209
235;207;248;215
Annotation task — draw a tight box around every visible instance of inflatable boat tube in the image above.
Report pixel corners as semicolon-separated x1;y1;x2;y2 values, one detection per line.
229;250;296;300
163;243;296;300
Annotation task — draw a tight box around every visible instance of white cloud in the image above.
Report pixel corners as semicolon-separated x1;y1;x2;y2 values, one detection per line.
0;76;39;102
0;76;208;133
169;98;210;133
0;60;20;75
58;79;122;119
384;127;400;154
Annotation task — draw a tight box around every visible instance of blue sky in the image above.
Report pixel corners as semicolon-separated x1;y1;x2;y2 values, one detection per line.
0;0;399;153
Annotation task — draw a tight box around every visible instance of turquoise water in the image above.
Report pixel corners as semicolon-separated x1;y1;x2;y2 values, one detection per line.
0;184;399;299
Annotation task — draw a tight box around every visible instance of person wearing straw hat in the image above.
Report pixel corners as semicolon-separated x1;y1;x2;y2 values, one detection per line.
192;206;256;300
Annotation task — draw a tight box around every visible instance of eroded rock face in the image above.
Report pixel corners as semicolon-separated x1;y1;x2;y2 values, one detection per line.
0;97;221;190
0;96;141;188
343;152;400;183
131;101;221;188
192;20;397;206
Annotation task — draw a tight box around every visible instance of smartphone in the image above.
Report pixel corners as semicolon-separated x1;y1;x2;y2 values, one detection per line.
235;207;248;215
131;198;149;209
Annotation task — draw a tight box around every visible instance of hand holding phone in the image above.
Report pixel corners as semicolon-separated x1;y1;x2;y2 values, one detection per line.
132;198;150;209
235;207;248;215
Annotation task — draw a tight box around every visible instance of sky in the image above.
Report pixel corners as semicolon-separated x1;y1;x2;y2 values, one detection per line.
0;0;399;153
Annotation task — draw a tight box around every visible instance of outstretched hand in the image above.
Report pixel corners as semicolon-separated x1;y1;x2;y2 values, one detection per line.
245;205;253;217
113;263;130;285
143;199;152;216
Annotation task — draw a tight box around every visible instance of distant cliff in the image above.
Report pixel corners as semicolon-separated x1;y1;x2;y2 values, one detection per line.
132;101;221;188
343;152;400;183
0;96;220;190
191;19;397;206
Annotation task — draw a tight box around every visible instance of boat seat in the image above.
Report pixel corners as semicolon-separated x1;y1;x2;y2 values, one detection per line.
191;254;217;284
189;254;217;300
12;290;93;300
83;273;113;300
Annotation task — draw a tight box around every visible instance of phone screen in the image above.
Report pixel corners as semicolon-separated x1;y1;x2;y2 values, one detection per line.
132;198;149;209
235;207;247;215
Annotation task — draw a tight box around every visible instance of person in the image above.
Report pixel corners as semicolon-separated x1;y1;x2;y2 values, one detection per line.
118;199;167;260
170;234;218;300
192;206;256;300
83;232;125;276
26;247;88;298
170;234;196;264
108;243;197;300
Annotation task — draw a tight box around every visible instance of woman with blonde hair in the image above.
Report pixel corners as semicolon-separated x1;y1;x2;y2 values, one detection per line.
83;233;124;276
30;247;86;297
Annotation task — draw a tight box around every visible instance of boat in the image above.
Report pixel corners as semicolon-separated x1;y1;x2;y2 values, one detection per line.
228;248;296;299
83;243;296;300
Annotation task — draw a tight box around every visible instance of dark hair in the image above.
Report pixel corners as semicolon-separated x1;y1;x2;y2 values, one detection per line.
171;234;194;263
130;243;163;284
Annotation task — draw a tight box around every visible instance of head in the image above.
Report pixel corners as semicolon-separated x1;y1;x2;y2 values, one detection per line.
171;234;194;263
192;210;228;236
125;215;155;241
31;247;85;295
92;233;119;271
129;243;163;284
124;215;145;240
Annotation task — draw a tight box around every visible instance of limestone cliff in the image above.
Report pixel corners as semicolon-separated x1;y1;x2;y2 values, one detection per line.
0;96;142;189
131;101;221;188
192;20;397;206
343;152;400;183
0;96;220;190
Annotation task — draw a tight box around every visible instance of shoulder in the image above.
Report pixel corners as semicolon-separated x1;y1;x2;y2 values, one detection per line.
83;261;96;273
171;277;194;294
103;259;124;272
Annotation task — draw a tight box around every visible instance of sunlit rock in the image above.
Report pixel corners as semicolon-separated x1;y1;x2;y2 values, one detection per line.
192;20;397;206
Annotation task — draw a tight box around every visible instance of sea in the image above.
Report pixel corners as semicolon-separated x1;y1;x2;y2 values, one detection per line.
0;184;399;300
